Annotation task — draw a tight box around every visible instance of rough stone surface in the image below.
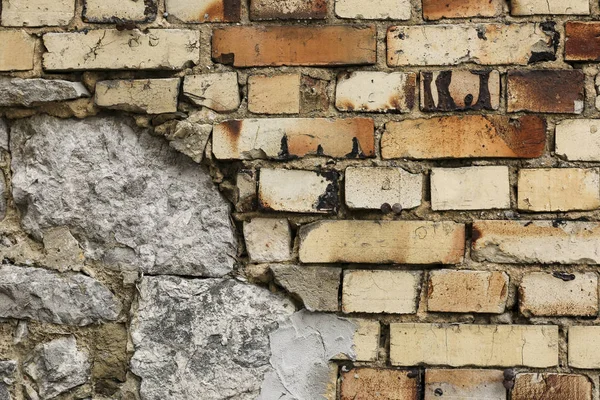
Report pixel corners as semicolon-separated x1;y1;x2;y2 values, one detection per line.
300;220;465;264
511;0;589;15
472;220;600;264
336;0;411;19
183;72;241;112
425;369;506;400
390;324;559;367
10;115;236;276
43;30;200;70
0;264;121;326
244;218;292;263
343;270;422;314
519;272;598;317
569;326;600;368
345;167;422;210
0;78;90;107
0;361;16;400
165;0;241;22
421;70;500;111
0;120;8;151
512;374;593;400
250;0;327;20
42;226;85;272
248;74;301;114
83;0;157;22
556;119;600;161
24;336;91;400
423;0;505;19
235;169;257;212
155;120;212;163
1;0;74;26
271;265;341;312
427;270;509;314
95;79;180;114
341;368;418;400
131;276;294;400
0;31;36;71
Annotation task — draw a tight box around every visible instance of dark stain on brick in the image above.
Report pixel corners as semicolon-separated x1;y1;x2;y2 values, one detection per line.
219;120;242;144
214;52;235;65
223;0;242;21
552;272;576;281
82;0;157;23
528;22;558;64
471;225;482;243
300;75;329;113
345;137;366;159
250;0;327;20
493;115;546;158
566;22;600;61
422;70;495;112
315;171;339;212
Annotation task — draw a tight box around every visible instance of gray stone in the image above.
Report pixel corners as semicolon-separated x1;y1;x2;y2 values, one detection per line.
0;264;121;326
43;227;84;272
0;360;16;400
271;265;341;312
0;120;8;151
24;336;90;400
0;174;5;221
0;78;90;107
11;115;236;276
155;120;211;163
130;276;294;400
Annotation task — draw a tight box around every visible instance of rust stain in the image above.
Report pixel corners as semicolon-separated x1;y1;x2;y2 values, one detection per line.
423;0;502;20
490;115;546;158
566;22;600;61
199;0;241;22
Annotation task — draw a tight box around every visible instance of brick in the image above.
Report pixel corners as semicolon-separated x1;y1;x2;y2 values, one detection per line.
425;369;505;400
183;73;240;113
519;272;598;317
390;324;558;367
423;0;505;20
511;0;589;15
271;265;341;312
43;30;199;71
335;71;415;113
569;326;600;368
518;168;600;212
421;70;500;111
212;25;376;67
555;119;600;161
83;0;157;22
300;76;330;113
299;220;465;264
431;166;510;211
212;118;374;160
1;0;73;26
243;218;292;263
335;0;411;20
513;374;592;400
250;0;327;20
387;24;556;66
248;74;300;114
342;270;422;314
344;167;422;210
427;270;508;314
381;115;546;160
235;170;256;212
472;220;600;264
349;320;380;362
165;0;241;22
95;79;180;114
258;169;338;213
507;70;584;114
341;369;418;400
0;31;36;71
565;22;600;61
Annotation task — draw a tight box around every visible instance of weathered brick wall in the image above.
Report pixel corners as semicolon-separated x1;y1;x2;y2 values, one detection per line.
1;0;600;399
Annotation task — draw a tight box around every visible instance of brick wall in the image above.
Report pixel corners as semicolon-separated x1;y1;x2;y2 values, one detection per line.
1;0;600;399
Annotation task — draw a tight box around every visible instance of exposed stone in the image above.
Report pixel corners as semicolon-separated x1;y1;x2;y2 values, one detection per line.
165;0;241;22
83;0;157;22
43;30;200;70
235;170;257;212
95;79;180;114
24;336;91;400
244;218;292;263
0;120;8;151
0;177;5;222
511;0;589;15
250;0;327;20
421;70;500;111
0;31;36;71
336;0;411;19
425;369;506;400
42;226;85;272
248;74;301;114
1;0;74;26
183;72;241;113
92;324;128;386
512;373;592;400
271;265;341;312
0;361;16;400
341;368;418;400
131;276;294;400
423;0;505;20
556;119;600;161
335;71;415;113
345;167;422;210
569;326;600;368
11;115;236;276
0;78;90;107
0;264;121;325
155;120;212;163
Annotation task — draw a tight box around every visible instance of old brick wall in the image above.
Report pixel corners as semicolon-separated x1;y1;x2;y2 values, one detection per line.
1;0;600;399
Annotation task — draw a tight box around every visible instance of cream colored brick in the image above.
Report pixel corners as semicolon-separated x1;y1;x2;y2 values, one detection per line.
569;326;600;368
427;270;508;314
518;168;600;212
342;270;422;314
425;369;506;400
512;0;589;15
391;324;558;367
258;169;338;213
43;30;199;71
333;319;380;362
336;0;411;19
95;79;179;114
472;220;600;264
83;0;154;22
335;71;415;113
520;272;598;317
1;0;74;26
431;166;510;211
299;220;465;264
243;218;292;263
344;167;422;210
556;119;600;161
248;74;300;114
0;31;36;71
387;24;555;66
183;72;240;113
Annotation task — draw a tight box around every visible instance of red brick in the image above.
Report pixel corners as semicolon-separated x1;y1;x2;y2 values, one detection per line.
423;0;505;20
566;22;600;61
212;25;376;67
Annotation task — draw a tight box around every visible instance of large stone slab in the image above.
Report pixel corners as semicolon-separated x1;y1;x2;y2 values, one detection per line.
130;276;294;400
11;115;235;277
0;264;120;326
0;78;89;107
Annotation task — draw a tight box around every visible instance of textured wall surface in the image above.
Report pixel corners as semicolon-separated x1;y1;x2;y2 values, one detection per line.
1;0;600;399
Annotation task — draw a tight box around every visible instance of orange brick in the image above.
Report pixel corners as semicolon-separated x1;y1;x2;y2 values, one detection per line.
341;369;418;400
423;0;505;20
566;22;600;61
